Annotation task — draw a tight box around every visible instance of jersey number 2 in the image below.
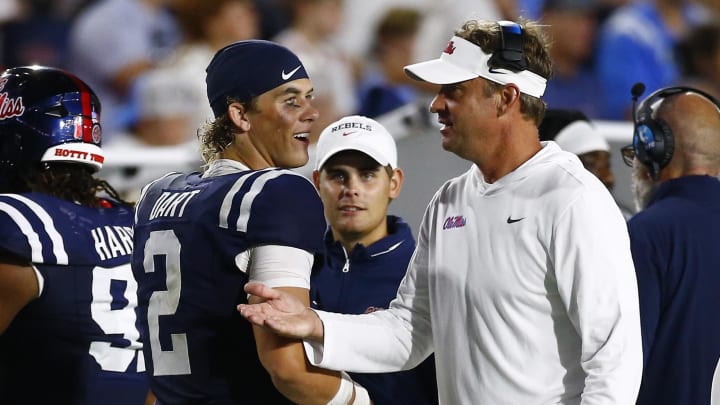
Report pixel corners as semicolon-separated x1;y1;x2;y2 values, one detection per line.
143;230;191;376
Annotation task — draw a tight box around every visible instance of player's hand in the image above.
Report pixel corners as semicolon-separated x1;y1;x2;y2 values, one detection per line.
238;282;324;340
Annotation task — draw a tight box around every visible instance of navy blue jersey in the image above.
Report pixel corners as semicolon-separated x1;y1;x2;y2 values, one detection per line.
132;168;326;404
628;176;720;405
311;216;438;405
0;192;147;405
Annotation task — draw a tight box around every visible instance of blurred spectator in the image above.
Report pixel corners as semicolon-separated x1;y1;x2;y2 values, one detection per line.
274;0;358;143
68;0;180;140
53;0;95;20
677;21;720;100
0;0;20;80
413;0;507;62
253;0;292;40
595;0;710;120
518;0;544;19
159;0;260;133
1;0;72;69
336;0;510;68
540;0;602;117
519;0;629;20
539;109;634;218
356;7;428;118
0;0;20;24
697;0;720;15
101;69;202;201
337;0;423;59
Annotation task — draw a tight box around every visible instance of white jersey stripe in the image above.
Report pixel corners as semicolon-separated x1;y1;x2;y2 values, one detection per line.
0;202;45;263
219;171;256;229
3;194;69;264
235;171;285;232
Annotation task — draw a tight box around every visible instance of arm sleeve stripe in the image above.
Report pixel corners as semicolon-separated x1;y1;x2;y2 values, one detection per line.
235;171;285;232
218;169;284;231
0;201;46;263
3;194;68;264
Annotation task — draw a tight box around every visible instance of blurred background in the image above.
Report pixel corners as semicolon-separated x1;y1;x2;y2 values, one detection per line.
2;0;718;229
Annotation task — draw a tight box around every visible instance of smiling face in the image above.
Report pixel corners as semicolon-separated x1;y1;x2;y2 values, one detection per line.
314;150;403;250
242;78;319;168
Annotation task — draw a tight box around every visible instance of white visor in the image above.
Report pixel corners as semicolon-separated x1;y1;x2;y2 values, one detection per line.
404;36;547;98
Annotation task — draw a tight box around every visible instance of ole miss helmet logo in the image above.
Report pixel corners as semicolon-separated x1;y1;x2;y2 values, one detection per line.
444;41;456;55
0;77;25;120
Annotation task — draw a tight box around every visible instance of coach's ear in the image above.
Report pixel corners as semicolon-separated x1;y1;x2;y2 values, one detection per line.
228;102;251;132
497;84;520;116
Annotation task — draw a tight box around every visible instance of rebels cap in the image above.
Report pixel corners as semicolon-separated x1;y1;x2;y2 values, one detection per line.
205;40;309;117
315;115;397;171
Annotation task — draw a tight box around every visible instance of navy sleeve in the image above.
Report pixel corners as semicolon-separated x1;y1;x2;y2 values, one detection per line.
245;171;327;254
0;195;45;261
628;217;663;366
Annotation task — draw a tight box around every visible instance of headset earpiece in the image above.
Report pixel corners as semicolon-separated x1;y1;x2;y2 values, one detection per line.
633;116;674;177
488;21;527;72
632;85;720;179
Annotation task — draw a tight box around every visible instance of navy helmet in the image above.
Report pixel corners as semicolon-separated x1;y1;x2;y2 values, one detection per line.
0;65;104;186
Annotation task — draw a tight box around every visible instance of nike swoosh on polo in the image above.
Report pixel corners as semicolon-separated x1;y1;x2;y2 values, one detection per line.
281;65;302;80
506;216;525;224
342;131;356;136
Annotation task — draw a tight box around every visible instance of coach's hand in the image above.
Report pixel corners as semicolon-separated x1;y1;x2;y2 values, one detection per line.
238;282;325;341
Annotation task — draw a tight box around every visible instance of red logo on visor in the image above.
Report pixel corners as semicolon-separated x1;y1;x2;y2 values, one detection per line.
444;41;456;55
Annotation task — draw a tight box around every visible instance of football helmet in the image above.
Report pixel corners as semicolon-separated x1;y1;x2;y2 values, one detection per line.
0;65;104;182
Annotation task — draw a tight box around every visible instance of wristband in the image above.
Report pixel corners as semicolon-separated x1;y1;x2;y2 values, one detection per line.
351;381;371;405
326;371;354;405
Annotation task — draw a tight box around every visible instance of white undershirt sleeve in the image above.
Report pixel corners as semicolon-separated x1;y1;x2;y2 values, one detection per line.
236;245;313;289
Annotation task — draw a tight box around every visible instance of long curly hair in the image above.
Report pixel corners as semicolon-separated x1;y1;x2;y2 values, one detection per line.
19;163;131;208
197;96;255;164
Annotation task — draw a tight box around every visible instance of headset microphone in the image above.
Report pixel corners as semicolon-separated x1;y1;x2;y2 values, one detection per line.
631;82;646;124
631;82;646;101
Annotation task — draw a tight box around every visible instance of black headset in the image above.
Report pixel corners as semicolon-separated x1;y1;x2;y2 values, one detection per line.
631;83;720;179
488;21;527;72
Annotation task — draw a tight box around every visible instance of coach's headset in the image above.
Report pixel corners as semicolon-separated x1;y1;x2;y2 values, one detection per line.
627;83;720;180
488;21;527;72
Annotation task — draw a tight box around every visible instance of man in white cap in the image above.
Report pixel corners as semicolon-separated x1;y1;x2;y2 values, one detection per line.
539;108;635;218
310;115;438;405
239;20;642;404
